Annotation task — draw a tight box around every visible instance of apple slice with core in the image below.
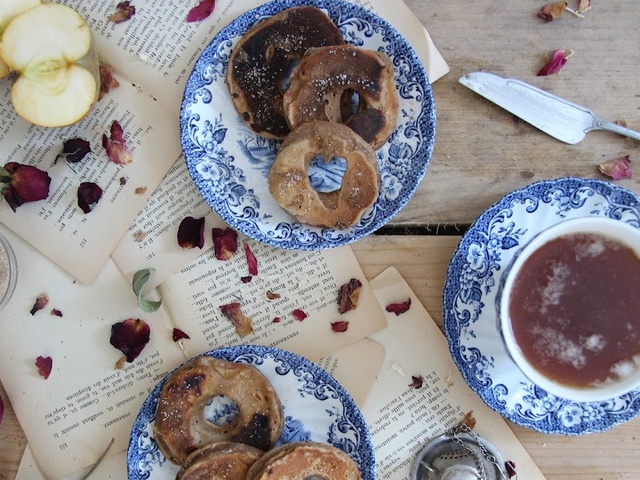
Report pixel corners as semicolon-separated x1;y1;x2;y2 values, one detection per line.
0;0;41;78
1;3;99;127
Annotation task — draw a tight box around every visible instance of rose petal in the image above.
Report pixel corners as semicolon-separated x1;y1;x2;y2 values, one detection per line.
50;308;63;317
186;0;216;22
219;302;253;337
240;275;252;283
577;0;591;13
244;242;258;275
537;49;571;76
292;308;307;321
177;216;205;249
212;227;238;260
599;155;632;180
36;356;53;379
505;460;517;479
1;162;51;212
55;138;91;164
98;63;120;100
331;320;349;332
110;318;150;363
537;1;567;21
273;317;281;323
135;186;147;194
77;182;103;214
30;294;49;315
108;1;135;23
102;120;133;165
266;290;281;301
337;278;362;314
386;298;412;316
409;375;424;389
172;328;190;342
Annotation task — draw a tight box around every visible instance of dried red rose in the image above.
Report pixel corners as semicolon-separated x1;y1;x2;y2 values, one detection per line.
292;309;308;321
537;1;567;21
36;356;53;379
77;182;103;213
55;138;91;164
186;0;216;23
337;278;362;314
102;120;133;165
109;1;135;23
386;298;412;316
177;216;205;249
110;318;150;363
50;308;63;317
212;227;238;260
244;242;258;276
172;328;190;342
98;63;120;100
505;460;517;479
30;294;49;315
537;49;572;76
599;155;632;180
240;276;252;283
220;302;253;337
331;320;349;333
0;162;51;212
409;375;424;389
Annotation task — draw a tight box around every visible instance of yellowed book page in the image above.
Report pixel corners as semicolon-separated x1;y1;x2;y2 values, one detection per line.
160;242;387;363
364;267;546;480
0;79;179;284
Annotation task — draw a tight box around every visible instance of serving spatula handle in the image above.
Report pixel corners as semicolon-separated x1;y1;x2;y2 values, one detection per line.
591;117;640;142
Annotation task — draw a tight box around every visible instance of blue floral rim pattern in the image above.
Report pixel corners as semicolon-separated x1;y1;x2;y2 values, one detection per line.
179;0;435;250
443;177;640;435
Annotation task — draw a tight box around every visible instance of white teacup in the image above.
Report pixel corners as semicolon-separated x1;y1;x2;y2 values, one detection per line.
497;216;640;402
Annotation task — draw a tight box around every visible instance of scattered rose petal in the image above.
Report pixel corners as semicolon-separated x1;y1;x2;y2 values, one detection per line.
186;0;216;22
292;308;308;321
212;227;238;260
0;162;51;212
240;275;252;283
386;298;412;316
30;294;49;315
244;242;258;275
337;278;362;314
35;356;53;379
133;230;147;242
505;460;517;479
409;375;424;389
266;290;281;301
273;317;281;323
119;176;128;186
616;119;628;129
102;120;133;165
172;328;190;342
0;396;3;425
132;268;162;313
331;320;349;332
77;182;103;214
577;0;591;13
220;302;253;337
460;411;477;430
115;356;127;370
135;186;147;194
55;138;91;164
110;318;150;362
109;1;135;23
537;1;567;21
599;155;632;180
537;49;572;76
98;63;120;100
177;216;205;249
50;308;63;317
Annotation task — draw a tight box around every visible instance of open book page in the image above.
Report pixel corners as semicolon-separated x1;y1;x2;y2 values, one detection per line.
159;240;387;363
0;78;180;284
364;267;546;480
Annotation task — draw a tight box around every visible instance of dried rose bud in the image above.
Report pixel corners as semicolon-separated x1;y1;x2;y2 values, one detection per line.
50;308;63;317
98;63;120;100
77;182;103;213
331;320;349;332
292;308;308;321
409;375;424;389
212;227;238;260
172;328;190;342
537;1;567;21
109;1;135;23
537;49;572;76
220;302;253;337
55;138;91;164
0;395;3;426
337;278;362;314
36;356;53;379
599;155;632;180
577;0;591;14
386;298;412;316
186;0;216;22
177;216;205;249
110;318;150;363
30;294;49;315
505;460;517;479
102;120;133;165
266;290;281;301
1;162;51;212
240;276;252;283
244;242;258;275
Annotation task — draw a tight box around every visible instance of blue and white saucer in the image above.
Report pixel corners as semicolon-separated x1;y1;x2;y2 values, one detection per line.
443;177;640;434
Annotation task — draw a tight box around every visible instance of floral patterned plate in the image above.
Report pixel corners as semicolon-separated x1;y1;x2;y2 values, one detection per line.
443;177;640;435
127;345;374;479
179;0;435;250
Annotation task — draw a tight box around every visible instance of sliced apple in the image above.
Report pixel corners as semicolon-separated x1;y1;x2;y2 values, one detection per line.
1;3;99;127
0;0;41;78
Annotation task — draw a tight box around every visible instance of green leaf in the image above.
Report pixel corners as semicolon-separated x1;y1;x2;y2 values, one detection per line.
132;268;162;313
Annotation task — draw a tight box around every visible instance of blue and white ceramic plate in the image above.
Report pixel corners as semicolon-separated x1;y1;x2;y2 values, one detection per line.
180;0;435;250
127;345;375;479
443;177;640;435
